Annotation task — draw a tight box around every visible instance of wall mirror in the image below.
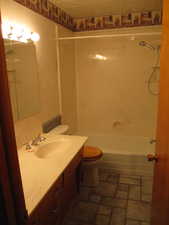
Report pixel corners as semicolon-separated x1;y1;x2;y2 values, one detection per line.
4;40;40;122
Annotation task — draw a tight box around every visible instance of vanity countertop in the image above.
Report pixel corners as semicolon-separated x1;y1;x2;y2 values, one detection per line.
18;134;88;215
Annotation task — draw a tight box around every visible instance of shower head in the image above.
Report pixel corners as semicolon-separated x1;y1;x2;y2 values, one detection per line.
139;41;156;51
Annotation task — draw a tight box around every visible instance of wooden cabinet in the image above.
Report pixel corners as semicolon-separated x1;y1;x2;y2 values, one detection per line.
28;148;83;225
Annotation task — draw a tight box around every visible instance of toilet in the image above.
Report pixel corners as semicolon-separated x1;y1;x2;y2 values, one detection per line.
51;125;103;186
47;125;70;135
81;146;103;187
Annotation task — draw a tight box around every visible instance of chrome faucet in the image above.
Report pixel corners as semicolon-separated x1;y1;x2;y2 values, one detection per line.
38;135;46;142
24;143;32;151
31;134;46;146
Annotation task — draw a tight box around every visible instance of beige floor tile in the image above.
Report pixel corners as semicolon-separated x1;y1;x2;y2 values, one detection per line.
95;182;117;197
142;179;153;195
120;176;141;186
141;222;150;225
69;201;98;223
101;197;127;208
129;185;141;200
126;219;141;225
110;208;126;225
98;205;112;216
96;214;110;225
141;193;152;203
127;200;151;222
116;190;128;199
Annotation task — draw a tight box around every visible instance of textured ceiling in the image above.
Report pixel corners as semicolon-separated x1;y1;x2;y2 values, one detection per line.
50;0;163;18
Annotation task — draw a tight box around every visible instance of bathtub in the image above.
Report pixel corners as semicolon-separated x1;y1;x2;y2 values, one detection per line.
76;133;155;176
84;134;155;156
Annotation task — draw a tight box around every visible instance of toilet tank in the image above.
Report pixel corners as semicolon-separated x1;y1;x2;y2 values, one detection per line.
49;125;69;135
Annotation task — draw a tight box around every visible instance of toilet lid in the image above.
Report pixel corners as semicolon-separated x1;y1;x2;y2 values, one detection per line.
83;146;103;161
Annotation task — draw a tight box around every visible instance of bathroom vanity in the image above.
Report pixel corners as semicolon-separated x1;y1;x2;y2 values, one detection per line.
17;134;87;225
28;148;82;225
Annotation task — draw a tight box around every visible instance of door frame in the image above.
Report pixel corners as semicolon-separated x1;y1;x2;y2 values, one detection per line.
0;11;27;225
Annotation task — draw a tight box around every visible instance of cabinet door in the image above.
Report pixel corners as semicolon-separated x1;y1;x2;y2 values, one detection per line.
28;149;83;225
62;149;83;211
43;190;63;225
29;175;64;225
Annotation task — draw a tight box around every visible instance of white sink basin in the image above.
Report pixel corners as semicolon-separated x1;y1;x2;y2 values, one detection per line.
35;138;71;159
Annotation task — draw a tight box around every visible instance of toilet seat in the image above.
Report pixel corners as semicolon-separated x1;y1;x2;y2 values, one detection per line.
82;146;103;162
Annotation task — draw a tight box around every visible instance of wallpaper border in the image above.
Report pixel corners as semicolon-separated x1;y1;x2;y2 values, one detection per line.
14;0;75;31
74;10;162;32
14;0;162;32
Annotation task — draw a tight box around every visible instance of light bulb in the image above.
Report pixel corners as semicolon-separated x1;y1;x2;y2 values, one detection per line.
31;32;40;42
10;34;18;41
2;32;8;39
1;20;40;43
12;24;23;37
2;22;12;37
23;28;31;39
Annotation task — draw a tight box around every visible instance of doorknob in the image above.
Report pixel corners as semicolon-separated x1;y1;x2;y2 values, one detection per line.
147;154;158;162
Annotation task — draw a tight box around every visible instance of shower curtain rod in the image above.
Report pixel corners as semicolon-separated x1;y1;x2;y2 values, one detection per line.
58;32;161;40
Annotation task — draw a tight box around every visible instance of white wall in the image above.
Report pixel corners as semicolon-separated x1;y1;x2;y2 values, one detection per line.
58;26;77;134
1;0;60;147
0;0;161;148
75;27;161;138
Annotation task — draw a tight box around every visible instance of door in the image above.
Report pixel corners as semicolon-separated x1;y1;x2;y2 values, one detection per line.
151;1;169;225
0;11;27;225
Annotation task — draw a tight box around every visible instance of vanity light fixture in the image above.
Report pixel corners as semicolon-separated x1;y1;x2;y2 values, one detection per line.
2;20;40;43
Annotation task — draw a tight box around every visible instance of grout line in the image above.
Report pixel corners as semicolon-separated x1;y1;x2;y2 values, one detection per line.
124;182;130;225
108;206;113;225
140;176;142;201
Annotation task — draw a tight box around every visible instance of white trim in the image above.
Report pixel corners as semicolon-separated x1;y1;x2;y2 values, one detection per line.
58;31;161;40
55;26;63;115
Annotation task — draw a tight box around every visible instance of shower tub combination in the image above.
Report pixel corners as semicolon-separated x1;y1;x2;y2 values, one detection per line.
74;32;161;177
60;27;161;177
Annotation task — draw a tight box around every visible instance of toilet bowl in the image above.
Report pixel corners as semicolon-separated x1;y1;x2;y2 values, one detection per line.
81;146;103;187
51;126;103;186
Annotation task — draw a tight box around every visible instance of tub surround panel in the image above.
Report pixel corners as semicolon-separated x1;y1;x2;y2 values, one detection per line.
76;31;159;139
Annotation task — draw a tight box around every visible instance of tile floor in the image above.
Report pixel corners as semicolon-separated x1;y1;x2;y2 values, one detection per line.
63;168;153;225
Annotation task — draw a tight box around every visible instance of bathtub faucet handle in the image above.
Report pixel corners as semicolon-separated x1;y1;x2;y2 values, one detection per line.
147;154;158;162
150;139;156;144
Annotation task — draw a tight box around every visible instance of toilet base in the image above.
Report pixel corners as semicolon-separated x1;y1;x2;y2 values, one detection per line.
81;161;99;187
